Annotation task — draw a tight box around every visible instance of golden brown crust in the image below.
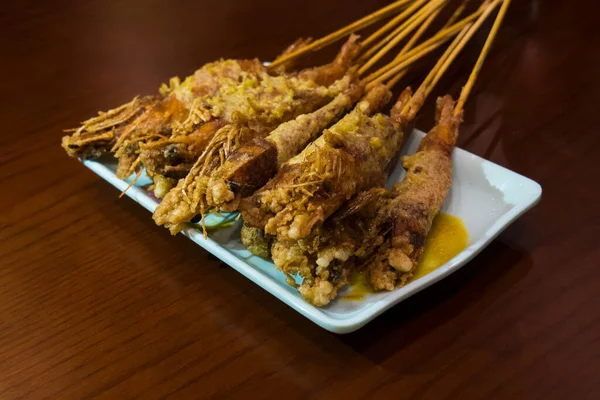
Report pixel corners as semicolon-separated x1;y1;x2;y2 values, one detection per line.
296;34;361;87
240;85;408;241
61;95;159;159
139;119;225;180
153;73;354;234
366;95;462;290
115;59;267;179
208;80;362;213
267;95;462;306
206;137;278;212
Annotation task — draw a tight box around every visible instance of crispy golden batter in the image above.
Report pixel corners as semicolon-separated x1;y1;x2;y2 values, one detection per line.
114;59;267;179
138;35;361;187
269;187;391;306
367;95;462;290
240;85;411;241
61;95;160;159
295;35;361;87
267;95;461;306
153;75;354;234
152;36;363;233
206;81;363;212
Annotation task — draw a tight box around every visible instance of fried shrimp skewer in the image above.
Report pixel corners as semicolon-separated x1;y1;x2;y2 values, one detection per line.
65;3;428;203
208;5;471;215
152;37;363;234
60;37;323;180
367;95;461;289
154;7;463;232
259;84;416;304
62;0;421;163
267;0;510;306
62;2;426;181
62;58;267;169
240;83;416;242
271;95;460;305
141;35;362;200
370;0;511;289
206;81;364;213
237;1;487;244
113;59;272;181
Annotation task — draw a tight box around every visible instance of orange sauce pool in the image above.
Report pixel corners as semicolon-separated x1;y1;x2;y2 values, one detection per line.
343;213;469;301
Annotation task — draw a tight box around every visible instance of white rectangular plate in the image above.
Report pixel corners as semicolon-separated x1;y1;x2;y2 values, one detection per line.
83;129;541;333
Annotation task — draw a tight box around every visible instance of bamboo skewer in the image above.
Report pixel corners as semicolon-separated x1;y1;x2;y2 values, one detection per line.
365;41;442;91
444;0;474;29
268;0;414;70
422;0;500;102
385;0;473;88
363;10;470;90
400;0;502;119
421;27;471;99
363;32;450;90
455;0;511;114
394;6;443;62
364;24;459;89
358;0;430;60
366;5;488;84
385;6;443;88
358;0;448;76
360;0;420;49
393;0;472;65
363;3;490;88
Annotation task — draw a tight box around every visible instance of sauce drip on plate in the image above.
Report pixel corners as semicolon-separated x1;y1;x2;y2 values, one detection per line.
343;213;469;301
344;271;371;301
411;213;469;280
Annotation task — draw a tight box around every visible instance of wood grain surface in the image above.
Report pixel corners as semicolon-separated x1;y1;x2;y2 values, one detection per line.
1;0;599;398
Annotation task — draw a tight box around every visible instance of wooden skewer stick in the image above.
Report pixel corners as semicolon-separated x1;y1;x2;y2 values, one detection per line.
365;41;443;91
443;0;474;29
394;6;443;62
385;7;444;88
396;0;473;89
364;20;463;88
386;0;471;69
420;0;492;92
417;1;497;104
357;0;432;66
401;0;502;119
386;0;472;89
363;4;488;87
455;0;511;114
369;9;449;91
423;0;500;101
381;42;445;90
358;0;429;61
421;27;471;98
367;5;487;84
360;0;420;49
268;0;414;70
358;0;448;76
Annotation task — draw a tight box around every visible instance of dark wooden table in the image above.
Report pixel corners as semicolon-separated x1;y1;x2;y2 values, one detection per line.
2;0;599;398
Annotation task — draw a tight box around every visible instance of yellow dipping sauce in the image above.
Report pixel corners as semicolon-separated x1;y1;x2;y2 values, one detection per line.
411;213;469;280
344;272;371;301
343;213;468;301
